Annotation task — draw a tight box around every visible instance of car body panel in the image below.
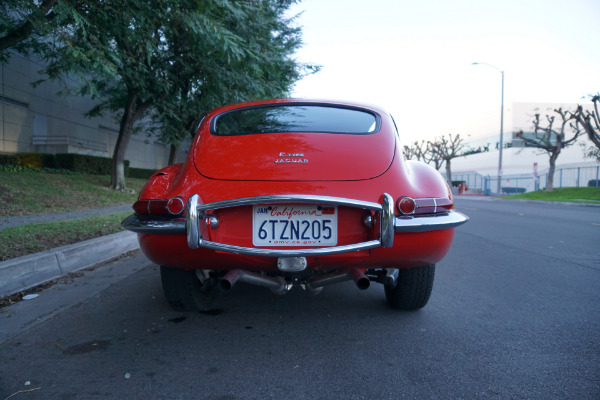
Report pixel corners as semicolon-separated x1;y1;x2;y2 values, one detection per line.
122;98;468;309
137;228;454;271
194;129;396;182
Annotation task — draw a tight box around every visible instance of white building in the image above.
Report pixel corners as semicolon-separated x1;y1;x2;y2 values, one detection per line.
0;52;186;170
2;53;598;188
445;102;600;193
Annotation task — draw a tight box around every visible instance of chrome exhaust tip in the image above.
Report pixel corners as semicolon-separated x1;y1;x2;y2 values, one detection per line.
306;268;370;291
219;269;287;295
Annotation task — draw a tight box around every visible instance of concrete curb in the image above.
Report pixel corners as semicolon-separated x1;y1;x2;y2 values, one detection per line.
0;231;139;299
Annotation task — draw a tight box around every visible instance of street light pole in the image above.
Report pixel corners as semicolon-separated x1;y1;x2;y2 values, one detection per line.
472;62;504;195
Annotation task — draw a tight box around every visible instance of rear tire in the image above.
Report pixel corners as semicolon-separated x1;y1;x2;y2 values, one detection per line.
160;266;218;311
384;265;435;310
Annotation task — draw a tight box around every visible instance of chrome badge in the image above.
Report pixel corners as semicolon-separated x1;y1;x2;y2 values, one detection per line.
274;152;308;164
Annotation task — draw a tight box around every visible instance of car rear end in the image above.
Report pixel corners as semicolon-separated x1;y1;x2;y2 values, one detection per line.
123;99;468;310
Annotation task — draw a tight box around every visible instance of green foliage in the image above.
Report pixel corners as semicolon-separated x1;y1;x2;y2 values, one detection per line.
5;0;315;190
0;152;152;177
127;167;156;179
55;153;129;175
16;152;56;168
582;144;600;162
504;187;600;203
0;152;60;169
0;0;84;62
0;212;131;261
153;0;319;148
0;170;145;217
0;165;79;174
55;153;109;174
0;154;18;166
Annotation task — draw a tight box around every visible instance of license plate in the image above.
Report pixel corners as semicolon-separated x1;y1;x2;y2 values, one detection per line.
252;205;338;246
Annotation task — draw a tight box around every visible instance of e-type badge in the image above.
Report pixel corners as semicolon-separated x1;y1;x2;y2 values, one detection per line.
274;152;308;164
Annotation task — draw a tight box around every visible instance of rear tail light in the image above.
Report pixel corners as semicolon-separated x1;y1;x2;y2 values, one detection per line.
397;197;416;215
133;197;185;216
167;197;185;215
396;196;453;215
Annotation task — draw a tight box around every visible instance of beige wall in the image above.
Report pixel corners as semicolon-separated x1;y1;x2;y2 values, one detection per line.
0;52;187;170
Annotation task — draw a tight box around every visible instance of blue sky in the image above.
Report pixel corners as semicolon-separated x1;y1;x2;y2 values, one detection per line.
288;0;600;141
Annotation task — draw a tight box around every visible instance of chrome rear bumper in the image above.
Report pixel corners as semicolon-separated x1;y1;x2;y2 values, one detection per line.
393;211;469;233
121;193;468;257
122;215;185;234
185;194;392;257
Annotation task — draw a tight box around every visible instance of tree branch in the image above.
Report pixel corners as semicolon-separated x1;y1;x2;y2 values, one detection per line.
0;0;59;51
574;99;600;150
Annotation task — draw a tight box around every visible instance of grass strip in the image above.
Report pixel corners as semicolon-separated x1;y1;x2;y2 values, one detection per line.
0;171;146;217
504;187;600;203
0;212;131;261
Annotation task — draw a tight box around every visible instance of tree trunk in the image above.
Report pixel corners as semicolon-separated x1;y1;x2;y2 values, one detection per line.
168;144;177;166
111;92;139;191
445;159;452;185
546;152;558;192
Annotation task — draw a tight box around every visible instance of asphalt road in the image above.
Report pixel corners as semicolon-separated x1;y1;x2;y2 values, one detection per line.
1;198;598;399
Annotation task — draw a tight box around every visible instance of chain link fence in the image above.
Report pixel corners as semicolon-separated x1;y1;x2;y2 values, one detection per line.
451;165;600;195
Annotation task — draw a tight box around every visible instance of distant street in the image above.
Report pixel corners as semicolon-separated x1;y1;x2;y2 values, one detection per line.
1;197;599;399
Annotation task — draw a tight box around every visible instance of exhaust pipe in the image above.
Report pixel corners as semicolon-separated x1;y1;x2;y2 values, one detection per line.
307;268;370;291
349;268;371;290
219;269;287;295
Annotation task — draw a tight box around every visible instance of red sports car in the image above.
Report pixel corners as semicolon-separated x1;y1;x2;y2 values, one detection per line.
122;99;468;311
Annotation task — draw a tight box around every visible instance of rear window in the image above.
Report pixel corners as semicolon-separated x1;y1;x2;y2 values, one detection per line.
212;104;379;136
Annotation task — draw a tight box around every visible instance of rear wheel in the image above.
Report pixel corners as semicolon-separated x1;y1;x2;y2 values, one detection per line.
160;266;218;311
384;265;435;310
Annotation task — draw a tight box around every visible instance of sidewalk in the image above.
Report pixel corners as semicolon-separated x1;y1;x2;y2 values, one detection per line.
0;205;139;299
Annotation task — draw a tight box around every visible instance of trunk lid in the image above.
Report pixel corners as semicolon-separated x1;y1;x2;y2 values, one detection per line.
194;103;396;181
194;131;396;181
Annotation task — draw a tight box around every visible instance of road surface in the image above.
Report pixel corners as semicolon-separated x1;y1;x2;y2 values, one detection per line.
1;198;598;399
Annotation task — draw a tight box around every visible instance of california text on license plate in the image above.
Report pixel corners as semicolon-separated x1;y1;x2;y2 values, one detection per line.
252;205;338;246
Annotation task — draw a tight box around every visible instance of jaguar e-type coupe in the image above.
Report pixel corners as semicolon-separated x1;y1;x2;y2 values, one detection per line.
122;99;468;311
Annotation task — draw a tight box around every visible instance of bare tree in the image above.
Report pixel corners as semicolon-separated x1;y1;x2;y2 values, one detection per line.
403;139;444;170
573;94;600;158
425;141;444;171
402;144;416;161
516;108;583;192
428;134;464;184
403;140;427;161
